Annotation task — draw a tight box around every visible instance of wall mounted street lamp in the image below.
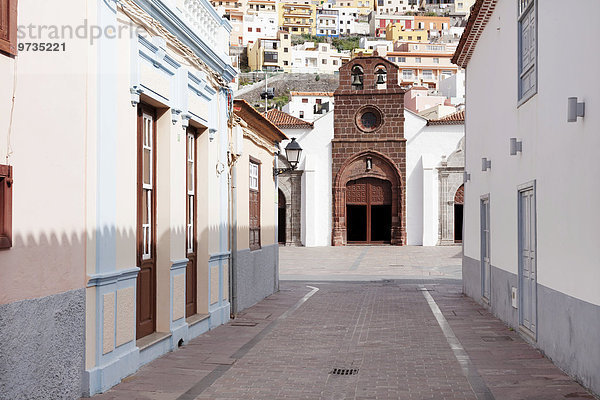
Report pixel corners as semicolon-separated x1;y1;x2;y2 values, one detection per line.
509;138;522;155
567;97;585;122
481;157;491;172
274;138;303;176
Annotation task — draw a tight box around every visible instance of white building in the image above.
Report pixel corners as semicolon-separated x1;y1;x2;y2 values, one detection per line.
438;70;465;105
376;0;419;15
317;4;369;36
269;105;464;248
404;110;464;246
0;0;237;397
316;7;341;37
338;7;360;35
358;37;394;54
283;91;335;122
290;42;350;73
454;0;600;396
265;109;334;247
243;12;278;46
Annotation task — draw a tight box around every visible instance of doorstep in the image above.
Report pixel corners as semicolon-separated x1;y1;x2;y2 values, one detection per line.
186;313;209;327
136;332;172;352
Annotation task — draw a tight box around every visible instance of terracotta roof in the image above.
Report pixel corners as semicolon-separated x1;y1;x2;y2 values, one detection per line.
289;91;334;97
233;100;288;142
452;0;497;68
264;109;314;129
427;110;465;125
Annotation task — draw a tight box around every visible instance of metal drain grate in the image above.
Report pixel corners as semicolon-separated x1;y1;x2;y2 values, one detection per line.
481;335;513;342
230;321;258;327
330;368;359;376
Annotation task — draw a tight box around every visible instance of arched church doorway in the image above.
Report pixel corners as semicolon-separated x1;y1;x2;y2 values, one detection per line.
454;184;464;243
278;189;286;244
346;178;392;243
332;150;405;246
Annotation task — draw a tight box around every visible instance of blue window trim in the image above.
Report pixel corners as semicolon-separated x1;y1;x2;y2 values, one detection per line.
517;0;537;107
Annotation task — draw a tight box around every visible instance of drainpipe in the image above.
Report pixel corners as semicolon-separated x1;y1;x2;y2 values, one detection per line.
229;151;238;317
274;148;280;293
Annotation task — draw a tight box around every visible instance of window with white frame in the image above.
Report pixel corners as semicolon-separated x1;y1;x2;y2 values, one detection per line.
518;0;536;102
249;160;261;250
142;113;154;259
249;162;259;190
423;70;433;80
402;69;414;80
186;131;196;254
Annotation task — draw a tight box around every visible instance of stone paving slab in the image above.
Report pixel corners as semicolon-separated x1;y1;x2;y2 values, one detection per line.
88;280;596;400
279;246;463;281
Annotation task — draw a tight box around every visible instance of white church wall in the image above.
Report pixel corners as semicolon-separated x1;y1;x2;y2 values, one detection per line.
404;110;464;246
299;111;334;247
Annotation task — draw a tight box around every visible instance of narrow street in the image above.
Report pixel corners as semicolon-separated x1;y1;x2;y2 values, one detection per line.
90;247;595;400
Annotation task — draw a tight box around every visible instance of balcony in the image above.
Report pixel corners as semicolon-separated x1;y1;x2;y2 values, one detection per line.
283;21;312;27
318;9;339;15
178;0;230;53
264;51;278;63
282;3;312;8
283;11;312;17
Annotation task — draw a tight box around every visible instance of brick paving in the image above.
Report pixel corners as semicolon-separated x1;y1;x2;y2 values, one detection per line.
88;247;597;400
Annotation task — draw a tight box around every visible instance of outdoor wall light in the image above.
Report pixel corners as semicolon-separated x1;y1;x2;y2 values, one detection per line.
464;171;471;182
567;97;585;122
481;157;491;172
274;138;303;176
509;138;522;155
366;157;373;171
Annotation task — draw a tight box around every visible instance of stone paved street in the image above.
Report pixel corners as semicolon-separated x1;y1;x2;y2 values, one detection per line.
88;247;596;400
279;246;463;281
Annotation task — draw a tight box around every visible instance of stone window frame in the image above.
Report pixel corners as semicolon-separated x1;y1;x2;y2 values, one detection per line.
355;105;384;133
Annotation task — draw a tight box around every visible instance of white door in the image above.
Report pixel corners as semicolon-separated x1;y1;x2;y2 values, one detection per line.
519;186;537;336
481;197;491;301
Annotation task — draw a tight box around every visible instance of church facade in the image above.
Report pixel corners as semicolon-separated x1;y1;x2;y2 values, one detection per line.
331;56;407;246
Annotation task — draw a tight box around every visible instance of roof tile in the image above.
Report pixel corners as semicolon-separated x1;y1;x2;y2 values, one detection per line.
427;110;465;125
264;109;314;129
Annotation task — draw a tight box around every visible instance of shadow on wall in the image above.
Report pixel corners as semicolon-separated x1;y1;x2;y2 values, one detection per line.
0;219;278;399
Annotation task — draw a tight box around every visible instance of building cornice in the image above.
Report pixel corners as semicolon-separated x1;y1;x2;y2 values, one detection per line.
452;0;497;68
129;0;237;83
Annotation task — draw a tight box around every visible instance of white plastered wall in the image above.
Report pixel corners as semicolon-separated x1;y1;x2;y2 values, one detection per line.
0;0;88;306
405;111;464;246
463;0;600;306
299;111;334;247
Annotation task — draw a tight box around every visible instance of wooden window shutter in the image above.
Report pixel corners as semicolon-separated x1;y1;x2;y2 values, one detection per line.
0;164;13;249
0;0;17;56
